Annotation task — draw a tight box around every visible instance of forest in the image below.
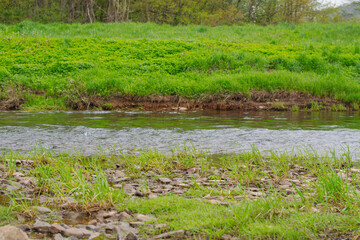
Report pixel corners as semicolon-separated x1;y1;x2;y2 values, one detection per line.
0;0;349;25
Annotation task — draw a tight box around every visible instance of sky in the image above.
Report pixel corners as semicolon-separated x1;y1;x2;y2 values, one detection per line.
320;0;353;6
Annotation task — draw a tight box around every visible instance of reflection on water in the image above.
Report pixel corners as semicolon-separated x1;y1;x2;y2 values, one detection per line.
0;111;359;154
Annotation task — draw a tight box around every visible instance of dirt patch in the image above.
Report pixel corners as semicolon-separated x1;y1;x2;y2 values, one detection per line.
0;86;25;110
0;89;350;111
87;90;347;111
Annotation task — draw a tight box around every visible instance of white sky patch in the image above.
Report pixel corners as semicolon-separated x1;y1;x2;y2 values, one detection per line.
320;0;355;6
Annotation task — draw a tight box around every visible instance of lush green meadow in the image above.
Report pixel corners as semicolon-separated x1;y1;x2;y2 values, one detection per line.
1;21;360;110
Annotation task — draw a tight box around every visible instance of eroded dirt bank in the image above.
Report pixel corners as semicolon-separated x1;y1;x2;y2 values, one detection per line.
0;90;352;111
75;91;349;111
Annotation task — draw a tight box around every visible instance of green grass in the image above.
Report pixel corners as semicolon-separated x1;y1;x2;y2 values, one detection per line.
124;195;359;239
0;22;360;110
1;146;360;238
0;206;15;226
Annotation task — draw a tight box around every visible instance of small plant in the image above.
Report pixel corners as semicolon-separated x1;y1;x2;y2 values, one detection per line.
102;103;114;110
272;102;287;110
332;104;347;111
311;101;323;111
353;103;359;111
291;104;299;111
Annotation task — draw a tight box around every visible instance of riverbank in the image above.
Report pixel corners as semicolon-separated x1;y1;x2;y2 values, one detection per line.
1;22;360;111
1;147;360;239
0;90;355;111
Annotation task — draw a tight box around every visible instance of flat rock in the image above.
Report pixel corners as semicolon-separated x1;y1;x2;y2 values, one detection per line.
15;225;31;232
154;230;185;239
134;214;156;222
89;232;101;239
123;184;136;195
125;232;138;240
158;178;172;184
33;220;55;234
103;211;117;218
63;228;93;238
54;233;64;240
118;212;132;221
115;222;138;234
148;193;158;199
0;225;29;240
114;177;131;183
32;206;52;214
155;224;167;229
51;223;66;233
129;222;145;227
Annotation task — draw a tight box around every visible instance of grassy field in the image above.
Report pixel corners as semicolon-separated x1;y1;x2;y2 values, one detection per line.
0;21;360;110
1;146;360;239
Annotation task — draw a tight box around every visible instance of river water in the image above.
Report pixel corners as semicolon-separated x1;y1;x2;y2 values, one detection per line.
0;111;359;154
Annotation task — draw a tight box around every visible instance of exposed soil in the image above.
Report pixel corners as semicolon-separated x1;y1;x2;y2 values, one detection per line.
0;90;350;111
77;90;348;111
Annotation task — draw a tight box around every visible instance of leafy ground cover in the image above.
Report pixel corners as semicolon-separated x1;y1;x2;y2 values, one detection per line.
1;146;360;239
0;21;360;110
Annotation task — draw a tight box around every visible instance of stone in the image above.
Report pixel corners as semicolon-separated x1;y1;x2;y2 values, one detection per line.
0;225;29;240
33;220;55;233
114;222;138;235
148;193;158;199
125;232;138;240
16;214;26;224
129;222;145;227
158;178;172;184
153;230;185;239
118;212;132;221
164;185;173;190
114;170;125;178
63;228;92;238
19;177;34;186
38;195;53;204
103;211;117;218
52;223;66;233
62;211;88;221
65;197;76;204
32;206;52;214
88;220;97;225
89;232;101;240
114;177;131;183
222;234;233;240
134;214;155;222
54;233;64;240
155;224;167;229
134;191;144;197
13;172;25;178
123;184;136;195
15;225;31;232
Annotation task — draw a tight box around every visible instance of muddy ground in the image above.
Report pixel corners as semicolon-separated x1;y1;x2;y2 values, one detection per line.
0;90;350;111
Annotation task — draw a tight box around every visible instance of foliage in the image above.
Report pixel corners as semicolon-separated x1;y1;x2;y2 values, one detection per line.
1;22;360;109
0;0;323;25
